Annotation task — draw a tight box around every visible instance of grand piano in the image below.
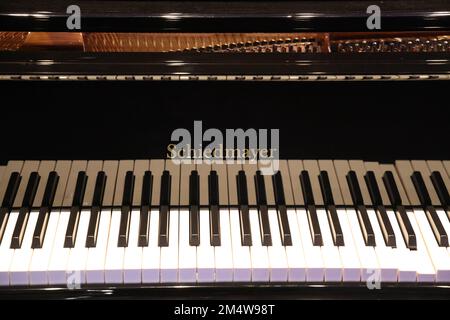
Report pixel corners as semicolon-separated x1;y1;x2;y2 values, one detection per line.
0;0;449;299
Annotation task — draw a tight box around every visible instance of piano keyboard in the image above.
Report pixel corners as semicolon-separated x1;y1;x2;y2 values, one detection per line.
0;159;450;287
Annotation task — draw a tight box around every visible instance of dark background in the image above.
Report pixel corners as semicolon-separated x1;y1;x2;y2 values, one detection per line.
0;80;448;164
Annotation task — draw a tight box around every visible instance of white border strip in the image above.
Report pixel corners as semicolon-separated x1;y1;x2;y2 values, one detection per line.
0;74;448;81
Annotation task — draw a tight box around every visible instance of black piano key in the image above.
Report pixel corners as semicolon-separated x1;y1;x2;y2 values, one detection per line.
326;205;344;246
411;171;448;247
0;207;10;245
0;172;21;244
276;206;292;246
272;171;286;206
237;171;251;246
208;171;220;246
375;205;396;247
383;171;403;206
306;204;323;246
209;205;221;246
208;171;219;206
239;205;252;246
118;209;131;247
319;171;344;246
118;171;135;247
138;171;152;247
189;171;200;206
364;171;383;205
86;208;100;248
64;171;87;248
160;171;171;206
356;205;376;247
382;170;416;248
11;172;40;249
158;205;169;247
189;206;200;246
365;171;396;247
425;205;449;247
21;172;41;208
86;171;106;248
430;171;450;207
158;171;171;247
411;171;432;205
255;171;271;246
272;172;291;246
300;171;315;205
1;172;21;209
32;171;59;249
396;205;417;250
347;171;364;206
255;171;267;206
42;172;59;208
189;171;200;246
318;171;335;205
258;205;272;246
92;171;107;211
430;171;450;222
237;171;249;206
347;171;375;246
300;171;322;246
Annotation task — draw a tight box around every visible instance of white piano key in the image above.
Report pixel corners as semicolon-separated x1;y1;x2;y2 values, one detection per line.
367;209;398;282
436;209;450;270
29;210;61;285
345;209;379;282
47;210;72;285
413;209;450;282
65;210;90;284
214;209;233;282
86;210;112;284
268;209;288;282
9;210;39;285
123;210;143;284
142;209;160;283
230;209;251;281
160;209;179;283
296;209;324;282
406;210;436;283
104;209;124;284
316;208;343;282
0;211;19;285
386;210;424;282
286;209;307;282
178;209;196;283
197;209;215;282
249;209;269;282
336;209;361;282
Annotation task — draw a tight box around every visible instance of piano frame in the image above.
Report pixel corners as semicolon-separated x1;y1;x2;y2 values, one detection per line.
0;0;450;300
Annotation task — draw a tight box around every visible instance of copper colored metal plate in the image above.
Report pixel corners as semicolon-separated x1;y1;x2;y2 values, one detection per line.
0;32;29;51
82;32;326;52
